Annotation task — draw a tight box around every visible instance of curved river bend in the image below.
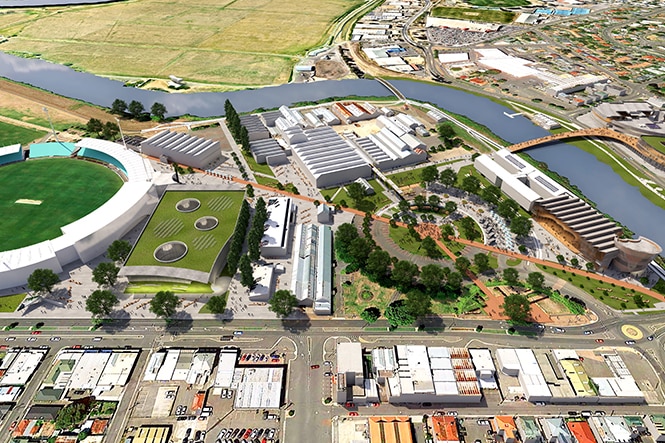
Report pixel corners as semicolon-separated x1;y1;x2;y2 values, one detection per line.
0;53;663;247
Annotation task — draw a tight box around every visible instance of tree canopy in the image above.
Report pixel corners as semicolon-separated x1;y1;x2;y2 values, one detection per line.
128;100;145;119
421;165;439;184
473;253;491;273
111;99;127;115
360;307;381;323
510;216;533;237
206;294;228;314
384;299;415;327
438;168;457;188
460;175;481;194
239;254;254;288
92;262;119;287
365;249;391;281
527;271;545;290
27;268;60;294
85;289;118;319
268;289;298;318
503;267;519;286
107;239;132;263
149;291;181;321
436;122;455;139
502;294;531;323
150;102;167;121
346;182;366;204
392;260;419;290
420;264;446;295
405;289;432;320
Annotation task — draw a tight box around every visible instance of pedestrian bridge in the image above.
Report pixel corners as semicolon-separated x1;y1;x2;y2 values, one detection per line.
508;127;665;170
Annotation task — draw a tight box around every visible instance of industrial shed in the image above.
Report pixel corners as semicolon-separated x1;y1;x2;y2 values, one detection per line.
289;126;371;188
140;130;221;169
249;139;288;165
240;114;270;141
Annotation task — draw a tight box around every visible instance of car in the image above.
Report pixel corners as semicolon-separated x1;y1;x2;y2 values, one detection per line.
222;388;228;398
26;337;37;341
177;416;188;421
195;431;202;440
595;338;604;343
447;411;458;416
554;327;566;333
31;330;41;335
324;361;332;366
583;330;593;335
50;336;61;341
5;337;15;341
83;345;93;349
310;364;320;369
648;335;654;341
217;429;227;439
92;337;103;341
534;402;546;406
581;411;592;417
9;421;17;431
250;429;259;439
233;331;243;336
594;411;606;416
625;340;636;345
345;402;355;408
187;415;196;420
243;429;252;439
568;411;578;416
72;344;81;349
349;412;359;416
324;372;333;377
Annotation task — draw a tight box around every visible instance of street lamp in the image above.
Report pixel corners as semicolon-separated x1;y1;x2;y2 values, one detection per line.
115;117;128;150
43;107;59;143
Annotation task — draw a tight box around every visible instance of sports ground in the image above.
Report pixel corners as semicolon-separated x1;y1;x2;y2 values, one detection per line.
0;158;122;252
125;190;245;272
431;6;517;24
0;0;363;88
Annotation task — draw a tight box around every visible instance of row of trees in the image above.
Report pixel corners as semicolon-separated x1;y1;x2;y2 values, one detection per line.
85;118;119;141
224;99;250;152
226;200;251;274
111;99;167;121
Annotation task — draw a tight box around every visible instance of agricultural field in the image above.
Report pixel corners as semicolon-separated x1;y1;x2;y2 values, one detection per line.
431;6;516;24
0;158;122;251
465;0;530;6
0;0;363;88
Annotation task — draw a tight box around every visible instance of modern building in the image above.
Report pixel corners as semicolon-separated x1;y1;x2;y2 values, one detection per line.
0;348;48;386
233;367;284;409
291;224;333;315
141;130;221;170
214;348;239;388
249;264;275;302
239;114;270;141
496;348;552;402
261;197;296;257
317;204;332;224
469;349;498;389
249;138;288;165
0;143;23;165
612;236;662;274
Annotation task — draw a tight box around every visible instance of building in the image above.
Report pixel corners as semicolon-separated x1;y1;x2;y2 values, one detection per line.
567;421;597;443
291;224;333;315
249;265;275;302
469;349;498;389
336;342;364;404
540;418;574;443
249;139;287;166
261;197;296;257
140;130;221;170
494;416;519;443
239;114;270;141
589;417;632;443
0;143;23;165
233;366;284;409
612;236;662;274
517;417;544;443
644;416;665;443
496;348;552;402
133;426;171;443
331;102;380;124
431;415;460;443
0;348;48;386
368;416;414;443
214;349;238;388
317;204;332;224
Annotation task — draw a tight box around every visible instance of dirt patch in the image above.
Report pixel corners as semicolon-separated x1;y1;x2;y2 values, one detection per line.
535;297;569;315
315;59;349;80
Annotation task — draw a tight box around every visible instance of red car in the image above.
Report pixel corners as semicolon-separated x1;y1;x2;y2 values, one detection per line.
243;429;252;439
310;365;320;369
31;331;41;335
349;412;359;416
595;339;604;343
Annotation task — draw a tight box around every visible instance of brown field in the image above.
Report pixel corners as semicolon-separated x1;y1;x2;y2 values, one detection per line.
0;0;363;87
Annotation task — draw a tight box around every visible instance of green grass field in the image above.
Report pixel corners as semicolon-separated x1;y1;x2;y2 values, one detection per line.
388;225;448;259
431;6;516;24
125;190;245;272
322;179;391;212
0;0;363;88
124;281;213;294
0;293;26;312
465;0;530;7
642;136;665;155
387;166;428;187
0;120;46;146
0;158;122;251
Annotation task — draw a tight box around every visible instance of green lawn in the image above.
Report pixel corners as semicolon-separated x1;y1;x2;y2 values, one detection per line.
466;0;529;6
470;253;498;274
242;151;275;177
254;175;282;188
506;257;522;266
387;167;428;187
431;6;516;24
642;136;665;155
0;120;46;146
199;291;229;313
0;293;26;312
536;264;660;310
125;281;213;294
343;272;398;317
388;225;448;259
125;190;245;272
322;179;392;212
0;158;122;251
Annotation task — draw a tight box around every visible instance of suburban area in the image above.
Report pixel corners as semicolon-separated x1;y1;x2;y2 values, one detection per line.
0;0;665;442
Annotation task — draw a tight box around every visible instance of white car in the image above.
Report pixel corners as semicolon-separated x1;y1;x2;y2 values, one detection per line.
5;337;15;341
27;337;37;342
50;336;61;341
92;337;103;342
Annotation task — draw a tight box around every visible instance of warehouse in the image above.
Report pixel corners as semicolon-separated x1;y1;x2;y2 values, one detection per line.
233;367;284;409
290;224;333;315
288;126;372;188
496;348;552;402
239;114;270;141
354;128;427;171
474;155;542;211
0;348;47;386
262;197;296;257
140;130;221;169
249;138;287;165
214;349;239;388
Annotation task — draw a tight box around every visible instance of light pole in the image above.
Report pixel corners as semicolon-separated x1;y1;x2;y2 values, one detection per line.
114;117;128;150
43;107;59;143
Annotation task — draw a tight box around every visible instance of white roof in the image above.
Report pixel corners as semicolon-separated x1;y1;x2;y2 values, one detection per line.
470;349;495;373
250;265;274;299
77;138;152;183
233;367;284;409
186;352;216;385
0;143;21;156
438;53;469;64
144;351;165;381
68;352;111;390
97;351;139;387
337;342;363;375
156;349;179;381
214;350;238;388
0;350;46;386
262;198;291;248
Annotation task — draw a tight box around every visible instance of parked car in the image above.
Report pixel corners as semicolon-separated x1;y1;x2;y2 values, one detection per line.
583;330;593;335
595;339;604;343
625;340;636;345
27;337;37;341
233;331;243;336
324;372;333;377
349;412;359;416
310;365;320;369
92;336;103;341
647;335;654;341
50;336;61;341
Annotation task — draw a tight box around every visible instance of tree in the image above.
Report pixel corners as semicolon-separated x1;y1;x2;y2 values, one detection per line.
414;194;426;208
346;182;366;204
384;300;415;327
128;100;145;119
510;216;533;237
55;402;89;430
446;271;464;292
85;289;118;319
436;122;455;139
107;240;132;263
239;254;254;288
420;264;445;294
111;99;127;115
392;260;419;290
86;118;103;134
246;184;254;198
502;294;531;323
421;236;441;258
459;216;480;241
406;288;432;319
347;237;373;268
443;201;457;215
497;199;520;220
365;249;391;281
460;175;481;194
398;199;411;213
206;294;228;314
570;257;579;267
503;267;519;286
335;223;360;261
527;271;545;290
438;168;457;188
633;294;646;308
92;262;119;287
585;262;595;272
481;184;502;205
474;253;491;273
428;194;440;208
27;268;60;294
151;102;167;121
149;291;181;321
269;289;298;318
360;307;381;323
441;223;455;239
101;121;119;140
455;256;471;273
421;165;439;185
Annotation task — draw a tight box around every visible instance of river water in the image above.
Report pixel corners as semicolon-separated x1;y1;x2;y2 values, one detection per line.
0;52;662;247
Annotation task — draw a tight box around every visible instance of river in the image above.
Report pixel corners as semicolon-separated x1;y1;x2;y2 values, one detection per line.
0;52;663;247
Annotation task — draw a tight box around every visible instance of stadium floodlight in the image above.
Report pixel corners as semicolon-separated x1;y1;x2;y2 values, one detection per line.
115;117;128;150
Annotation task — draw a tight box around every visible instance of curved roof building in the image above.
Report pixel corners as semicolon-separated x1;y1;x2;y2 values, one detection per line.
613;236;662;274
